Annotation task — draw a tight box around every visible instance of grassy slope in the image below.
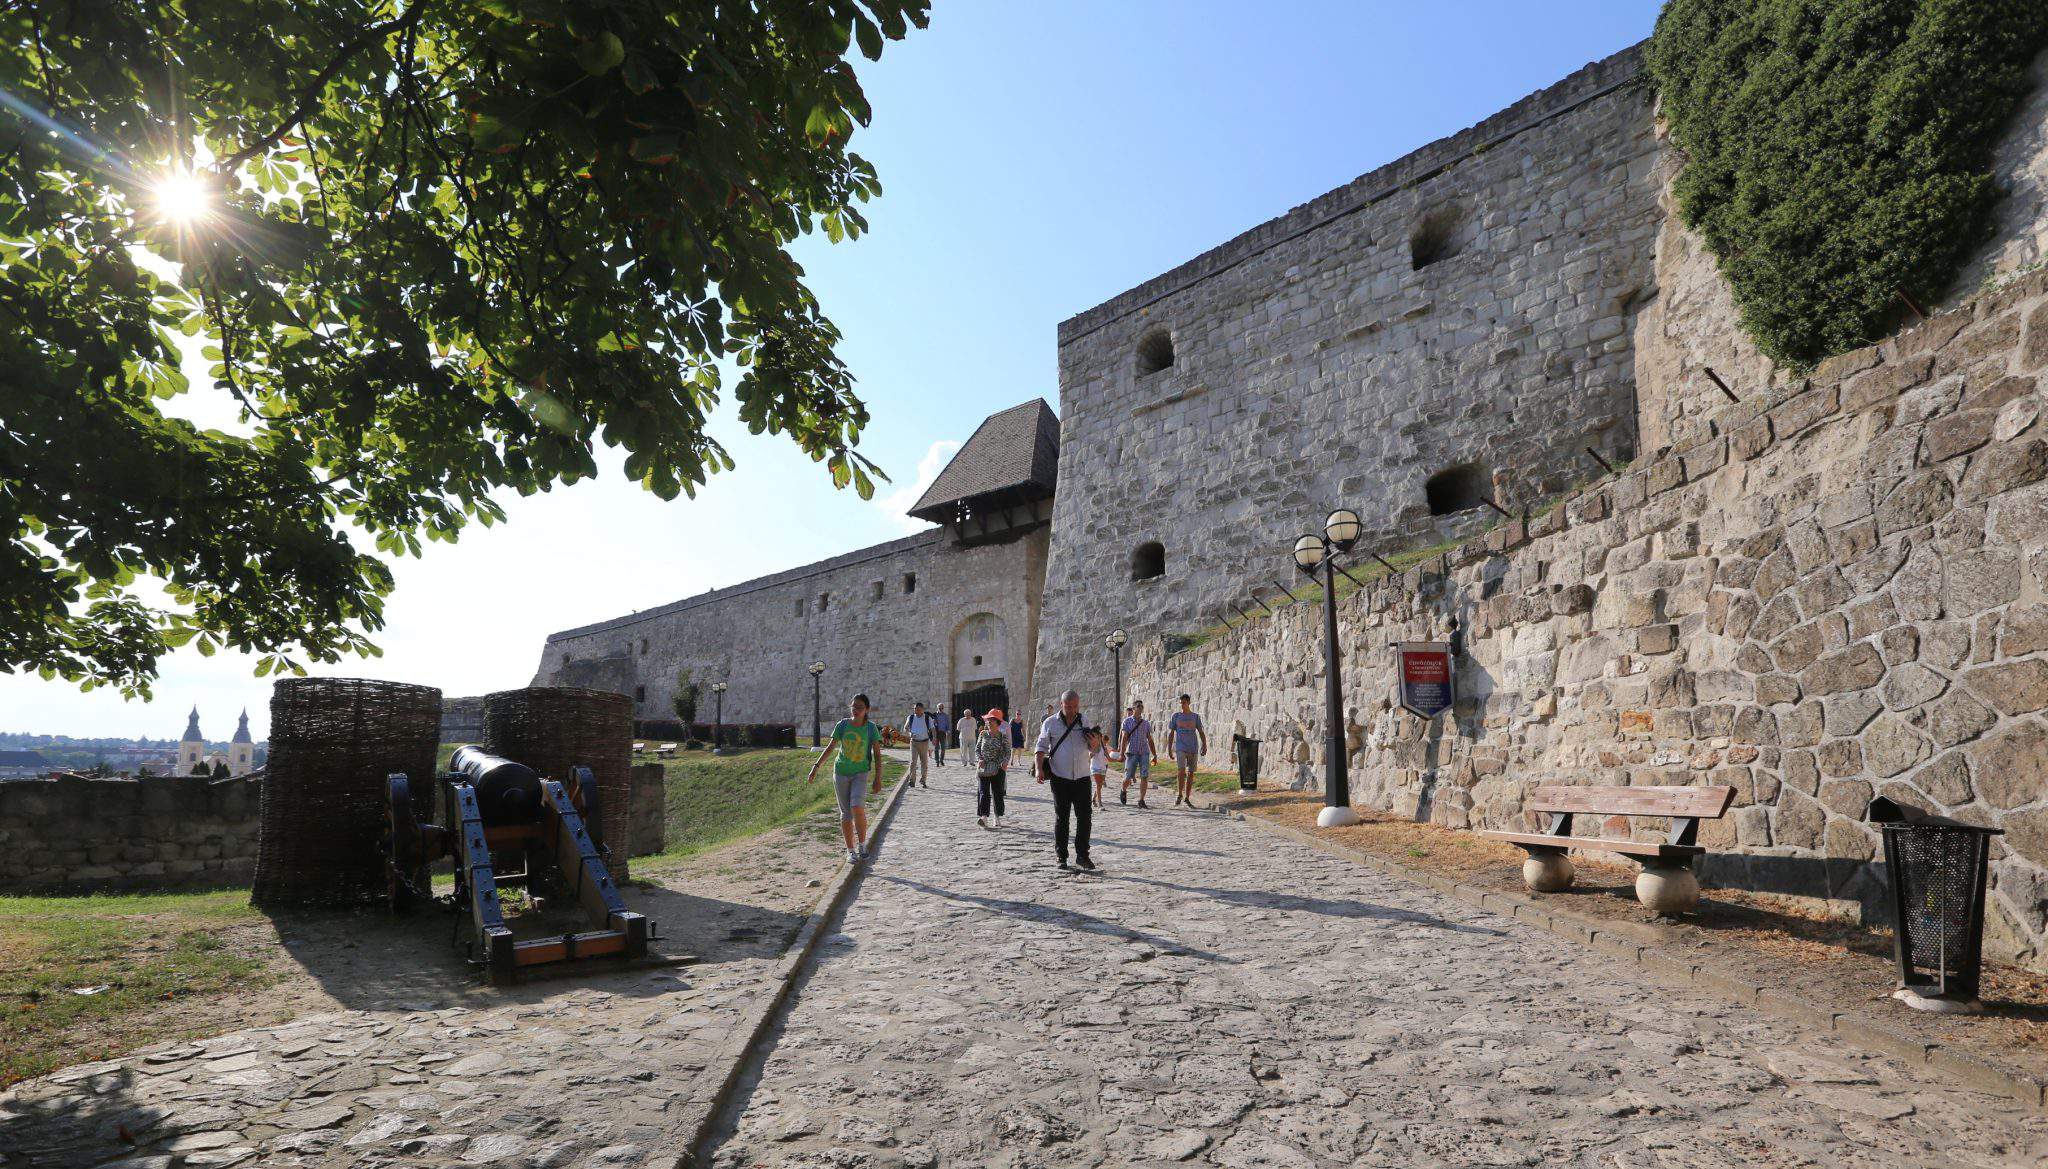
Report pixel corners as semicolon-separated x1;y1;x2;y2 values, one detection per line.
0;746;900;1085
650;747;906;859
0;889;270;1086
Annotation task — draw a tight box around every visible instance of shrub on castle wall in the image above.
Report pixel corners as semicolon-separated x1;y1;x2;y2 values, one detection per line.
1649;0;2048;368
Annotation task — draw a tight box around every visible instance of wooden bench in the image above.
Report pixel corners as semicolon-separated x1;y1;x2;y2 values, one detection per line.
1477;784;1735;915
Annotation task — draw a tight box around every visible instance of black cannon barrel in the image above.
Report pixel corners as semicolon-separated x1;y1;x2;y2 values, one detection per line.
449;745;543;826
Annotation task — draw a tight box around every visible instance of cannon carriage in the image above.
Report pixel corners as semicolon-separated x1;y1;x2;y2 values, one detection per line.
383;745;649;984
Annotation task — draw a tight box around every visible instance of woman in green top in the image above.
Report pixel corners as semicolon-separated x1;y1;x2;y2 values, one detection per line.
807;692;883;863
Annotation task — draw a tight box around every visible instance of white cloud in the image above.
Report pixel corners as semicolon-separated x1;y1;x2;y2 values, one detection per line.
874;439;960;534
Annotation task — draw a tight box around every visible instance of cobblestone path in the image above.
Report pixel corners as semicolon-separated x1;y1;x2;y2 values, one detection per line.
711;763;2048;1168
0;895;798;1169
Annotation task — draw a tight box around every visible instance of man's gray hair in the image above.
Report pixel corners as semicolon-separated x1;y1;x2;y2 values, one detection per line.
1061;689;1081;702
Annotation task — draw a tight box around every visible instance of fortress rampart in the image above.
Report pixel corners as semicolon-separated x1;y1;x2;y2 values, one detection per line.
1126;269;2048;969
1037;47;1663;704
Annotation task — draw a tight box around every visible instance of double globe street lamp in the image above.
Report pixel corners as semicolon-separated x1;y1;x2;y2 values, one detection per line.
710;681;730;755
808;662;827;748
1293;508;1364;828
1104;628;1128;748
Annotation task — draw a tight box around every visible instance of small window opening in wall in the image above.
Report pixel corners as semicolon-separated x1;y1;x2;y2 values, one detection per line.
1410;204;1470;270
819;592;830;612
634;685;646;703
872;580;884;601
1135;329;1174;376
1426;464;1488;515
795;597;805;617
903;573;917;594
639;639;648;656
1131;541;1165;581
973;655;983;666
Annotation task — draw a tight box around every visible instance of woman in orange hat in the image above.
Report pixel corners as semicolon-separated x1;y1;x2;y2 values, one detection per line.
973;708;1012;829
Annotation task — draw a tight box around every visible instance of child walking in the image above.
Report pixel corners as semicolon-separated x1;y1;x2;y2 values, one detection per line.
1088;727;1109;808
973;708;1012;829
808;692;884;863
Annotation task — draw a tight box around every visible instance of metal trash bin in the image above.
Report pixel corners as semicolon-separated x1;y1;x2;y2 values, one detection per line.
1234;735;1262;792
1870;797;2002;1010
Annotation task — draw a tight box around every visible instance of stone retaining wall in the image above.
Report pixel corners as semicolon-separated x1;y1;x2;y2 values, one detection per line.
1129;270;2048;970
0;772;263;892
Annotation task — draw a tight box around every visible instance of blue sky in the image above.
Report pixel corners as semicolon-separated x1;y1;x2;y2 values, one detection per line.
6;1;1658;741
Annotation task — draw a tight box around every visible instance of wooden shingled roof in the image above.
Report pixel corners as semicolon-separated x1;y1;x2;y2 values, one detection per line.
908;400;1059;522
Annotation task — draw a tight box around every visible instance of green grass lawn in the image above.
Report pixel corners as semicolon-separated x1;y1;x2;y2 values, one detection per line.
0;889;270;1087
650;747;906;860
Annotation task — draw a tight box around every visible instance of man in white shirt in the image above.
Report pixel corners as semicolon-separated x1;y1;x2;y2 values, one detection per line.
1035;690;1098;872
955;708;977;767
903;702;933;788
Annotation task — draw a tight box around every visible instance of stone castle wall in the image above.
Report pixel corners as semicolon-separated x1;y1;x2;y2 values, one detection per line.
0;772;263;892
1126;271;2048;969
1036;47;1662;704
534;524;1049;729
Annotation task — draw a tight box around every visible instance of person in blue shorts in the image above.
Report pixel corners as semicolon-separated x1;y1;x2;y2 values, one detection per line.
808;693;883;863
1118;699;1156;808
1166;694;1208;807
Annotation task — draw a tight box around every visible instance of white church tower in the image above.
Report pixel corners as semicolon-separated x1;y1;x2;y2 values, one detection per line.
177;707;206;775
228;709;255;776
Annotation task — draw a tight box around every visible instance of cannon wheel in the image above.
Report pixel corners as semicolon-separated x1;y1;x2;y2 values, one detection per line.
385;773;427;912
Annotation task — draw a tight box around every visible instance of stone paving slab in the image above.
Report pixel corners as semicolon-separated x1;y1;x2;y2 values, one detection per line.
707;763;2048;1168
0;962;762;1169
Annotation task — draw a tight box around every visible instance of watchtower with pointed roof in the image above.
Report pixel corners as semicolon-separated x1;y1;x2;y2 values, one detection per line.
908;400;1059;546
533;399;1061;733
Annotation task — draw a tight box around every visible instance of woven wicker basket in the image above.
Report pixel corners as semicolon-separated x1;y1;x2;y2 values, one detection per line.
252;677;442;907
482;687;634;879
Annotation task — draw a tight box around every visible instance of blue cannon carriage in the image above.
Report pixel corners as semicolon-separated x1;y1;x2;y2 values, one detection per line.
383;745;649;983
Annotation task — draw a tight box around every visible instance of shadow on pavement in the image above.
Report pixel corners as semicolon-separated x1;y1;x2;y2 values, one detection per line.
871;875;1235;964
1107;873;1506;937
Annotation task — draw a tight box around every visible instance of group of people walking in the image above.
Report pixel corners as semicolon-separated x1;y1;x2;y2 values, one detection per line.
806;686;1208;873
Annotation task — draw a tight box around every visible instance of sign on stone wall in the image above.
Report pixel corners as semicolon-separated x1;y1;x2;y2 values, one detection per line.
1395;642;1454;718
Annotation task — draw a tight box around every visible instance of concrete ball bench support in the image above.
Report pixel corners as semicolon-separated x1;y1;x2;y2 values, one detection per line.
1478;784;1736;916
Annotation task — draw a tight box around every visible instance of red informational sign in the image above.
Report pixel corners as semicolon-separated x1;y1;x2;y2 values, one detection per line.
1396;641;1454;718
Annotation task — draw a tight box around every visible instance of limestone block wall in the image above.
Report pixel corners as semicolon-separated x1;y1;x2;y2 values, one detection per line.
534;526;1049;730
1038;46;1662;704
1128;271;2048;969
0;773;263;892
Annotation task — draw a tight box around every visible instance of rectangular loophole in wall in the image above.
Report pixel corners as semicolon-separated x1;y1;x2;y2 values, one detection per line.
872;580;884;601
818;592;830;612
903;573;917;594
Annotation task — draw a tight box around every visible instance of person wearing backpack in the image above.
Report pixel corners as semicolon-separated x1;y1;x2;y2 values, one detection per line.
1035;690;1098;872
973;708;1011;829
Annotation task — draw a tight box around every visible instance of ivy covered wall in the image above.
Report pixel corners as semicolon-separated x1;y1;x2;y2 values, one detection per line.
1649;0;2048;368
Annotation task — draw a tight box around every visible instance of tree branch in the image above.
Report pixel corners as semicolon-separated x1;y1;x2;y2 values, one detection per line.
214;4;426;174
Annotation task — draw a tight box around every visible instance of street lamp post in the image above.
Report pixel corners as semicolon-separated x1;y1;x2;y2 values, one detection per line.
1104;629;1128;749
710;682;730;755
1293;508;1363;828
808;662;827;748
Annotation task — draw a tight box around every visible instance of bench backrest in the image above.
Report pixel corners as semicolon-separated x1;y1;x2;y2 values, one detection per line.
1527;784;1734;820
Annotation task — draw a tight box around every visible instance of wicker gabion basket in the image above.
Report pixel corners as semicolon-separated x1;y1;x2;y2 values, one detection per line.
252;677;442;908
482;687;634;879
